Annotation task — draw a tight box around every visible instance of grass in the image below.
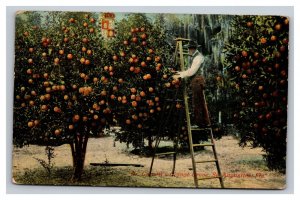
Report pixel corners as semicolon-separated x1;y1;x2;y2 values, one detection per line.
13;166;197;188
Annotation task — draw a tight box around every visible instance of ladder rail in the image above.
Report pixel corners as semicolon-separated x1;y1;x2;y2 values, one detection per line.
177;38;224;189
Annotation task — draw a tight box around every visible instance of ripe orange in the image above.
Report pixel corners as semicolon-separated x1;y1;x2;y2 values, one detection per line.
146;74;151;79
73;115;80;122
45;94;51;100
63;38;69;43
132;101;138;107
109;66;114;72
90;18;95;23
155;56;161;62
80;58;86;64
29;48;34;53
132;37;138;43
87;50;92;55
125;119;131;125
165;82;171;88
54;129;61;135
54;58;60;65
99;100;105;105
140;91;146;97
118;78;124;84
72;84;77;90
69;18;75;23
271;35;277;41
260;37;267;44
148;49;154;54
59;50;64;55
42;52;47;57
99;90;106;96
130;95;136;100
83;22;88;27
120;51;126;57
34;120;39;126
28;121;34;128
69;125;74;130
54;106;61;113
132;115;138;120
110;94;116;99
82;38;88;43
129;58;134;63
80;73;86;79
123;40;129;45
31;91;37;96
28;58;33;64
85;59;91;65
141;61;147;67
148;87;154;92
93;77;99;83
113;86;118;91
275;24;281;31
129;66;135;72
136;95;142;101
134;67;141;74
67;54;73;60
28;79;33;84
241;50;248;57
127;88;136;95
27;69;32;75
113;55;118;61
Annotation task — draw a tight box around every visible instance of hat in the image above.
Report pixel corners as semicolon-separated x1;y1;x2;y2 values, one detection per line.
187;40;199;49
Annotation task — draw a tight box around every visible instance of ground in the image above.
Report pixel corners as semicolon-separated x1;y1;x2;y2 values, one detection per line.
12;135;286;189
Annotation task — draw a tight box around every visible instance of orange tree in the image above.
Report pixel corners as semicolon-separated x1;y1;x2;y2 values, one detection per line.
106;14;186;150
224;15;288;172
13;12;113;180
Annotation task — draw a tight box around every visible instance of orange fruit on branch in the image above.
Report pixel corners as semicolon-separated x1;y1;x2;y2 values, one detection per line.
67;54;73;60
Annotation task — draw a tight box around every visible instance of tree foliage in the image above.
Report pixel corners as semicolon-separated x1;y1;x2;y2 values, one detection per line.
224;15;289;172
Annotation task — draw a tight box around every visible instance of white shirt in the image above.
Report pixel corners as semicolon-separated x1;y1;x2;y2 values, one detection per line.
177;51;204;79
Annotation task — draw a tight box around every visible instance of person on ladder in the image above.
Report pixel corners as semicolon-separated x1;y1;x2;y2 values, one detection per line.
173;40;211;128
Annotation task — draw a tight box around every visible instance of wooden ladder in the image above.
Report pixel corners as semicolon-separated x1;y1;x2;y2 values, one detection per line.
174;38;224;188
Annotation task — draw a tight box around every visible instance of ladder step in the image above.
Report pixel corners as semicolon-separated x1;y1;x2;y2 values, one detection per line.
198;176;222;181
195;159;217;163
165;99;183;102
155;152;176;156
193;143;214;147
191;127;212;131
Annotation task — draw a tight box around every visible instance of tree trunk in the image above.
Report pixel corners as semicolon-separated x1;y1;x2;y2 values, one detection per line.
69;134;89;181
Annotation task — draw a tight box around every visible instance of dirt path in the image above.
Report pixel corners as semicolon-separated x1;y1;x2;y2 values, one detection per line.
12;135;286;189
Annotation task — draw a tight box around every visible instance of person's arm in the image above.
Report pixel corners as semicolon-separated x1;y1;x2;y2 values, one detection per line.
175;54;204;79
